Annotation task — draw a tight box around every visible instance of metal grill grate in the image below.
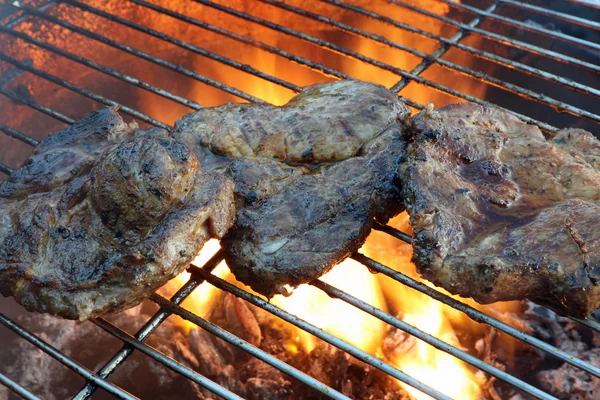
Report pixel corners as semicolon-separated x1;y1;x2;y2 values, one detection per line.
0;0;599;399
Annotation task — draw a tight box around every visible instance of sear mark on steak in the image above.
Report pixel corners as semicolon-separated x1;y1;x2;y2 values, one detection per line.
400;102;600;318
173;80;410;297
0;108;236;320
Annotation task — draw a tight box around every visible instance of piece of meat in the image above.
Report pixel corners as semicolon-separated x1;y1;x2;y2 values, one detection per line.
174;80;407;164
400;102;600;317
173;80;409;297
0;108;235;320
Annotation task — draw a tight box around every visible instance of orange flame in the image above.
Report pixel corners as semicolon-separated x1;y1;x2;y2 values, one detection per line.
272;257;387;354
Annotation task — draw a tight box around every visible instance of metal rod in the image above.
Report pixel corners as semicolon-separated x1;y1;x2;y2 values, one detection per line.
352;253;600;379
388;0;600;73
565;0;600;10
261;0;600;123
324;0;600;98
372;221;412;243
92;318;243;400
499;0;600;30
56;0;301;94
400;96;425;110
570;316;600;333
151;294;351;400
442;0;600;50
391;1;498;94
189;0;559;132
73;250;225;400
0;123;38;146
0;86;75;125
0;62;29;87
196;269;453;400
0;53;169;129
0;26;202;111
0;163;14;175
0;372;41;400
2;0;56;29
125;0;350;81
310;279;557;400
0;313;138;400
17;1;263;105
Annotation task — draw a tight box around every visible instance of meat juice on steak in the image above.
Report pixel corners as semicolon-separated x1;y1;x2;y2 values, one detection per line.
400;103;600;317
173;80;410;297
0;108;235;320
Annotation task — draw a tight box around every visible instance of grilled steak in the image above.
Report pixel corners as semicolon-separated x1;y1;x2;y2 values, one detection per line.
0;108;235;320
174;80;409;297
400;103;600;317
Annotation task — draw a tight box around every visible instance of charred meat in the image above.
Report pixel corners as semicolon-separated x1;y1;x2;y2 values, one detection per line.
174;80;409;297
400;103;600;317
0;108;235;320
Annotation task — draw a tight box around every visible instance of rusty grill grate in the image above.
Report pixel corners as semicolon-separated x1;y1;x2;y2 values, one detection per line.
0;0;599;399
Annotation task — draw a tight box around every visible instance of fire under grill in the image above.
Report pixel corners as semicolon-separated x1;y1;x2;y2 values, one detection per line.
0;0;599;399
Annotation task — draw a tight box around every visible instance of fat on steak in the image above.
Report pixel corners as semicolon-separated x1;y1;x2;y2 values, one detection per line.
173;80;410;297
400;103;600;317
0;108;235;320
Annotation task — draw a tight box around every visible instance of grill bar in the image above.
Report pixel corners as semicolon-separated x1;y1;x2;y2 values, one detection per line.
325;0;600;98
0;123;38;147
373;221;412;243
389;0;600;73
392;1;498;94
0;54;168;128
0;373;40;400
0;163;14;175
196;268;454;400
0;313;138;400
572;317;600;333
0;86;74;125
310;279;557;400
263;0;600;124
1;0;56;29
73;250;225;400
499;0;600;30
92;318;243;400
13;2;263;106
442;0;600;50
150;293;351;400
567;0;600;10
352;253;600;379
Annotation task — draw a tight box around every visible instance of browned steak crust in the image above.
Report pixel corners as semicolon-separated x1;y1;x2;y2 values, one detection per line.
400;103;600;317
173;80;409;297
0;109;235;320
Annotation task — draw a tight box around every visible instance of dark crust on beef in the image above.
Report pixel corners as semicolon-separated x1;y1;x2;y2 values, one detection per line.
173;80;410;297
400;103;600;317
0;108;236;320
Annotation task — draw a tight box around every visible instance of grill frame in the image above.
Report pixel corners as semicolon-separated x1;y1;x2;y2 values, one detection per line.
0;1;599;399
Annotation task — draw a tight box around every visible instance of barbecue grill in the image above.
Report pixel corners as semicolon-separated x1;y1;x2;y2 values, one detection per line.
0;1;599;399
